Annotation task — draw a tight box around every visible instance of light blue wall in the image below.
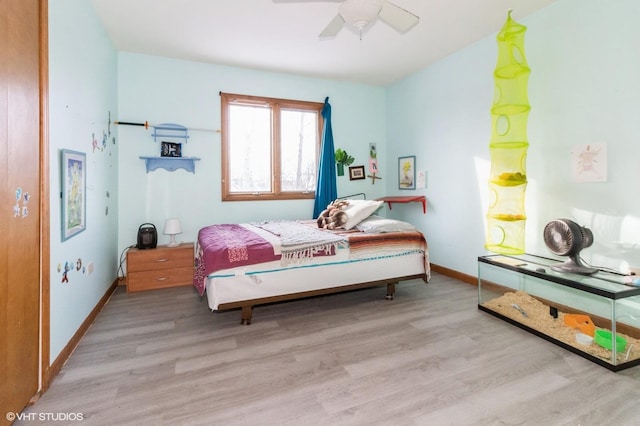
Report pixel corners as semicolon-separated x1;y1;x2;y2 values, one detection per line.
48;0;640;361
386;0;640;276
116;54;386;256
49;0;118;360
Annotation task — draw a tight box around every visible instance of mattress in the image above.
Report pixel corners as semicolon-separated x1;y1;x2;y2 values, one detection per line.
204;249;428;311
194;220;429;312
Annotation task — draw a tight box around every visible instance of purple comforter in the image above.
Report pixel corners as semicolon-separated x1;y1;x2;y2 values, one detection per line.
193;224;280;296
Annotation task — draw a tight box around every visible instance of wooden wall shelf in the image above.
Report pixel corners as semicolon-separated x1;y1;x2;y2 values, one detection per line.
377;195;427;214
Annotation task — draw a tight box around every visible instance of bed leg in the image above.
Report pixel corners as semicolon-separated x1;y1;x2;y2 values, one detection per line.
241;305;252;325
385;282;396;300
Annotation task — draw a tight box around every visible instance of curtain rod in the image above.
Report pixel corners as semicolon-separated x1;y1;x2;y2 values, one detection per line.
114;120;220;133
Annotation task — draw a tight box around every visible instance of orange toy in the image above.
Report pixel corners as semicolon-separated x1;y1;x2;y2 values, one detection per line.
564;314;595;337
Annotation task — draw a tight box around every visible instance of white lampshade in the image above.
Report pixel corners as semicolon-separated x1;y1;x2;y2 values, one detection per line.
339;0;383;31
163;218;182;247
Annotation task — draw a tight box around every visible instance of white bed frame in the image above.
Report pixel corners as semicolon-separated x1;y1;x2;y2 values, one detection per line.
205;251;429;324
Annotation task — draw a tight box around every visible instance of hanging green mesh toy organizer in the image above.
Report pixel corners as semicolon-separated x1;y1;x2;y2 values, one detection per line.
486;11;530;254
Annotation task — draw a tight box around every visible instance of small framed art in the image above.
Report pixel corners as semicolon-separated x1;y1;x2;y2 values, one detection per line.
398;155;416;190
61;149;87;241
349;165;366;180
161;141;182;157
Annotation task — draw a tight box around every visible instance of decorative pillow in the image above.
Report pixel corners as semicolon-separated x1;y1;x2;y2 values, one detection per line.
342;199;383;230
355;215;418;233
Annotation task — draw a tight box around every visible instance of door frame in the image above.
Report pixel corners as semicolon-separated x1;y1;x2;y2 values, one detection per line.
38;0;51;394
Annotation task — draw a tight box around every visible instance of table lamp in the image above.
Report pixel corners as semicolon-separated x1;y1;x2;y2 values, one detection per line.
163;218;182;247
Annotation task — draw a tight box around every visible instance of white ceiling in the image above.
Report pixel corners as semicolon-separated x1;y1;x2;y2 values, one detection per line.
90;0;556;86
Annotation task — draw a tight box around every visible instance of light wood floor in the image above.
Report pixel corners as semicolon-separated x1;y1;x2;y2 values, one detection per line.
19;272;640;425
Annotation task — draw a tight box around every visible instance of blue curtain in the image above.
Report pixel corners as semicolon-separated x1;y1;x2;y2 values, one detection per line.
313;97;337;218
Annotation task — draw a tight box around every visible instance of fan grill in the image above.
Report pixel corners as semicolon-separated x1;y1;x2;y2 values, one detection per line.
544;220;575;255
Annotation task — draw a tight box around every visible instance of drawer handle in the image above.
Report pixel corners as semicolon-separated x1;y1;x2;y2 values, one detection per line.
156;277;169;281
155;258;169;262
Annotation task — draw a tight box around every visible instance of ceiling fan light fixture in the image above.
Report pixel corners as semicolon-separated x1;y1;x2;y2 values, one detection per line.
339;0;383;32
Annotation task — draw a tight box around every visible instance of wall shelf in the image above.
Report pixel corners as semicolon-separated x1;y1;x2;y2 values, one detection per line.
377;195;427;214
139;156;200;173
151;123;189;143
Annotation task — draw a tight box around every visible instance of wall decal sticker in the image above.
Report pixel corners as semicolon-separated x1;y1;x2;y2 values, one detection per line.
102;129;108;150
92;132;101;153
13;187;31;219
61;261;71;283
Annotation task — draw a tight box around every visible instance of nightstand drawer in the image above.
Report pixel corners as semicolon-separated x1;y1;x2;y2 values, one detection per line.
126;242;194;292
127;244;193;272
127;266;193;292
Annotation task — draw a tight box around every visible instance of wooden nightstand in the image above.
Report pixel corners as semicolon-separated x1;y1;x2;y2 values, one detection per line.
126;242;194;292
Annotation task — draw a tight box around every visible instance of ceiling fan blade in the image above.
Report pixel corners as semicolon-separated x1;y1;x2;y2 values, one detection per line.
379;0;419;33
319;14;345;37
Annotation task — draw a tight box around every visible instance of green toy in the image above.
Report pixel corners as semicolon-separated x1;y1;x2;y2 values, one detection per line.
486;11;530;254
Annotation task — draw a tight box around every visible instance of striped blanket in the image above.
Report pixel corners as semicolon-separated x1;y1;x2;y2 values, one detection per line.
250;221;348;265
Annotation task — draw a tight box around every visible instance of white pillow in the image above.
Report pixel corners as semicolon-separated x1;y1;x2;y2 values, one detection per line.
342;199;383;230
356;215;418;233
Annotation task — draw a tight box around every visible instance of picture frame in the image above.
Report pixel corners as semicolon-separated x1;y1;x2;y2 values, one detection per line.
61;149;86;241
349;165;366;180
161;141;182;157
398;155;416;190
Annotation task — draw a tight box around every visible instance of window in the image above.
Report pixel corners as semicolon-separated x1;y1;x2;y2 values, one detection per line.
221;92;324;201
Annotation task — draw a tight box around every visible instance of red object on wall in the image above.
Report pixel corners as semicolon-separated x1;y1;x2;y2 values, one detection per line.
377;195;426;214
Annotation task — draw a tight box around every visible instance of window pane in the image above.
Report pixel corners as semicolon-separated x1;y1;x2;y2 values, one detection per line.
228;104;272;192
221;92;322;201
280;109;317;192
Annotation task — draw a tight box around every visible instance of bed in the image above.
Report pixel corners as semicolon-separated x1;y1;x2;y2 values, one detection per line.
193;201;430;324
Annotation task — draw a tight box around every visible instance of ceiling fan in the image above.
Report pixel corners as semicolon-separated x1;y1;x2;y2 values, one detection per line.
274;0;420;38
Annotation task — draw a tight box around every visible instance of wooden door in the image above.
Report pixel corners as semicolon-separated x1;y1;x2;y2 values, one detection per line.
0;0;45;422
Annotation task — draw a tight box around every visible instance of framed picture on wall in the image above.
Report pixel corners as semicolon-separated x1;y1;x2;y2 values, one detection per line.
398;155;416;190
161;141;182;157
349;165;366;180
61;149;87;241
